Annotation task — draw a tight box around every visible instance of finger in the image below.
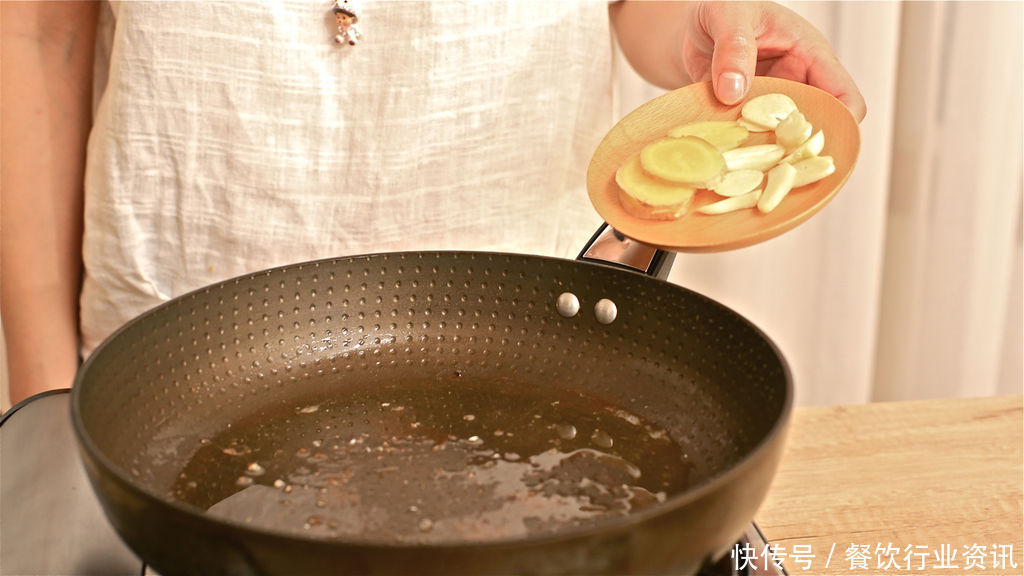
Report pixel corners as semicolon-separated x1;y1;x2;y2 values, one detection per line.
699;2;760;105
806;53;868;122
756;6;868;123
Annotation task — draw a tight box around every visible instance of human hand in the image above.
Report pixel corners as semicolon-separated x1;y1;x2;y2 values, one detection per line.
680;1;866;121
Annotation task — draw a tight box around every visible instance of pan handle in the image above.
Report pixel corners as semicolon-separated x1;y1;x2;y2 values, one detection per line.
576;222;676;281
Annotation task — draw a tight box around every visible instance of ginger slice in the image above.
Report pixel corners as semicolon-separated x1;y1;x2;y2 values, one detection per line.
639;136;726;186
613;89;839;220
667;120;750;151
615;153;696;220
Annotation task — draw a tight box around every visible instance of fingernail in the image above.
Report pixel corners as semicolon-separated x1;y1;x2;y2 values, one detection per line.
717;71;746;105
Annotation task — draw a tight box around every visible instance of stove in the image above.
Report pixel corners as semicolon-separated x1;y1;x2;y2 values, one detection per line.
141;525;791;576
699;525;789;576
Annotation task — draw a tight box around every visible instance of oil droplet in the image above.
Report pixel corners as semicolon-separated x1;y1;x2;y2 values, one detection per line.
591;429;614;449
273;479;286;489
463;414;476;422
467;435;483;445
555;423;577;440
297;404;320;414
418;518;434;532
236;476;254;488
245;462;265;476
504;452;521;461
305;515;323;529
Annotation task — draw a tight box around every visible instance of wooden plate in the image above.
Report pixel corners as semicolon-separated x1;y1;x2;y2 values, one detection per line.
587;77;860;252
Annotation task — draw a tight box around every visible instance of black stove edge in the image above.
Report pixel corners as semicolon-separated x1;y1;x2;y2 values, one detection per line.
0;388;71;426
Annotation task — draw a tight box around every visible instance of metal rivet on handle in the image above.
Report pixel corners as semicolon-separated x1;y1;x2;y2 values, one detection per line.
594;299;617;325
556;292;580;318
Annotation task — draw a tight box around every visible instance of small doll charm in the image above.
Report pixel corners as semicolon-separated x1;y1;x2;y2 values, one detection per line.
332;0;362;46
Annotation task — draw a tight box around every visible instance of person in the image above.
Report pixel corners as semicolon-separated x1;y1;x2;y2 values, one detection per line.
1;1;865;406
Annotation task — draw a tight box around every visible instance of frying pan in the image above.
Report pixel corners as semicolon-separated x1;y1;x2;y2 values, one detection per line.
71;224;792;576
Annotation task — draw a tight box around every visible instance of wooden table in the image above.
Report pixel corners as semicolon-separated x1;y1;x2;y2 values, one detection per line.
756;395;1023;575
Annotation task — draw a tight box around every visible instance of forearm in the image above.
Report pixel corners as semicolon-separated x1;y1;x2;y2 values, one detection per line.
1;1;98;403
609;1;697;90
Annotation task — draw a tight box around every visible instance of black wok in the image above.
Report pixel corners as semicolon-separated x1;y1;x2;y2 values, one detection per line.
71;224;792;575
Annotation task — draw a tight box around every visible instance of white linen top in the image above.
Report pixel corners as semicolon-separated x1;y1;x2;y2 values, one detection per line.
81;0;614;356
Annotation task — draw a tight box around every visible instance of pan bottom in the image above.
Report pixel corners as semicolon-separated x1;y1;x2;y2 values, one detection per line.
167;371;701;544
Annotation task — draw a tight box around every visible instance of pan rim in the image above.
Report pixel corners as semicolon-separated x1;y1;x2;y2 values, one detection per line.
70;248;794;554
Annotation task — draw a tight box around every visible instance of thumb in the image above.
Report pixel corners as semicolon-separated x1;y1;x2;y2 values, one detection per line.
702;4;759;105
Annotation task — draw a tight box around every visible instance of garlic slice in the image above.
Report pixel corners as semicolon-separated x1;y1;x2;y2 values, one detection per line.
737;117;773;133
790;156;836;187
741;93;798;130
722;144;786;172
698;188;763;214
710;169;764;197
775;110;813;151
757;163;798;213
780;130;825;164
